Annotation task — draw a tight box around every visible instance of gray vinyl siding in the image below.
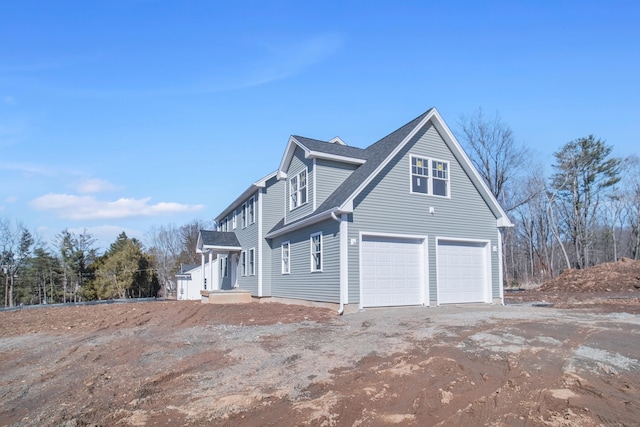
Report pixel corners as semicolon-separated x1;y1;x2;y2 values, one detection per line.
314;159;358;208
285;147;314;224
271;219;340;303
348;123;501;305
260;175;283;297
234;191;260;295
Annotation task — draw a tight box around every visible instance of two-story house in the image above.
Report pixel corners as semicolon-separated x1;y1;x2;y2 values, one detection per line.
196;108;512;312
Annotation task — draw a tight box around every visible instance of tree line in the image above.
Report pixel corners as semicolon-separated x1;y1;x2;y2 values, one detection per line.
458;108;637;286
0;220;206;307
2;109;637;306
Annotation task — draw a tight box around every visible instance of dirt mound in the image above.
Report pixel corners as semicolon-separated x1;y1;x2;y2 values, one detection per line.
538;257;640;293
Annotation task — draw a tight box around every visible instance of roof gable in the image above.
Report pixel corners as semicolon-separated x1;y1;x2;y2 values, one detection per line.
267;107;512;238
277;136;368;179
197;230;242;253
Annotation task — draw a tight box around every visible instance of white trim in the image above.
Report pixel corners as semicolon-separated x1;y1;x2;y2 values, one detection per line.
258;190;263;296
214;171;276;222
242;202;247;228
241;250;247;276
305;150;367;165
281;241;291;275
339;214;348;305
329;136;347;145
289;167;308;211
266;207;350;239
248;247;256;276
498;230;504;305
248;195;256;225
313;158;317;211
310;232;323;272
340;108;511;227
435;236;492;305
408;154;451;198
358;231;429;309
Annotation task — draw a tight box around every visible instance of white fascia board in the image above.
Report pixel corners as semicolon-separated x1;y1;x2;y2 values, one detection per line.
305;150;367;165
214;171;277;222
277;136;305;180
202;245;243;253
429;109;514;228
265;207;345;239
340;110;436;211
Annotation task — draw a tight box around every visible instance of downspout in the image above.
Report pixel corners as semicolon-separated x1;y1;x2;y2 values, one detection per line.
330;211;346;315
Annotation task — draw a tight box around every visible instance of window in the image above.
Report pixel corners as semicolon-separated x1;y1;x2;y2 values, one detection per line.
310;232;322;272
248;248;255;276
432;160;449;196
281;241;290;274
219;256;228;278
241;251;247;276
410;155;449;197
289;169;308;210
411;156;429;194
249;196;255;224
242;202;247;228
232;210;237;229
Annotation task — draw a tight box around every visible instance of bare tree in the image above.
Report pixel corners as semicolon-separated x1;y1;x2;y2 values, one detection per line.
0;220;34;307
457;108;532;212
145;223;182;298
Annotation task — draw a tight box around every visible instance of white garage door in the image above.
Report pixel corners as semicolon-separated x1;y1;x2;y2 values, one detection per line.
361;236;425;307
438;240;488;304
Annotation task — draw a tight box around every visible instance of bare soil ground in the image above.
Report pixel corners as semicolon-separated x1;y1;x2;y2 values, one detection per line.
1;260;640;427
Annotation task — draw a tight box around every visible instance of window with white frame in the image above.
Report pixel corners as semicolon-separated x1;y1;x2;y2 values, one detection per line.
219;256;228;278
241;251;247;276
242;202;247;228
281;241;290;274
248;248;255;276
232;210;237;229
289;169;308;210
249;196;255;224
310;232;322;272
432;160;449;196
410;155;449;197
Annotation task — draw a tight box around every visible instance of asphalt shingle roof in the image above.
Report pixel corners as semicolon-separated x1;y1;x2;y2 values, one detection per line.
199;230;241;248
268;109;433;235
292;135;369;161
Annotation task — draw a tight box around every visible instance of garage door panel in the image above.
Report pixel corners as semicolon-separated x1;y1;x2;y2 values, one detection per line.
361;236;425;308
438;240;487;304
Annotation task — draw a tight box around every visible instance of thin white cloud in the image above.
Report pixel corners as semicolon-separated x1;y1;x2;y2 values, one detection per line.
3;95;16;105
0;162;56;176
30;193;205;220
4;196;17;204
77;178;121;194
37;33;344;98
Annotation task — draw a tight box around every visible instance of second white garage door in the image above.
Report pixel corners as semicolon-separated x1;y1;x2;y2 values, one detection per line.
361;235;425;307
437;240;489;304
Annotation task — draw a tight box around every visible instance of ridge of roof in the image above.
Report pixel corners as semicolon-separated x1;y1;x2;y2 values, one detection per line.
268;109;433;236
291;135;369;160
314;109;433;213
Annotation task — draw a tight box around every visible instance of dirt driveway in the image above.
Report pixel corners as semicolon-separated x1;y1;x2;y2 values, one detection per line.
1;299;640;426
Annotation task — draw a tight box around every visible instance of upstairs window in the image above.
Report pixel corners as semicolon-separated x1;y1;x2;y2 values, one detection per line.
249;196;255;224
310;232;322;272
432;160;449;197
411;156;429;194
410;155;449;197
232;210;237;229
289;169;308;210
242;202;247;228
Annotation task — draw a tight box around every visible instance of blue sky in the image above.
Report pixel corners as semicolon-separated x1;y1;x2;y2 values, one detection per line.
1;0;638;252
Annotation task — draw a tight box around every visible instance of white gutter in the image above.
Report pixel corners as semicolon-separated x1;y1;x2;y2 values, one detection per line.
330;212;347;315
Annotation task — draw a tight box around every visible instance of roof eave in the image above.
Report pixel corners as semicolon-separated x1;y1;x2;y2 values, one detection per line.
265;206;351;239
305;150;367;165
